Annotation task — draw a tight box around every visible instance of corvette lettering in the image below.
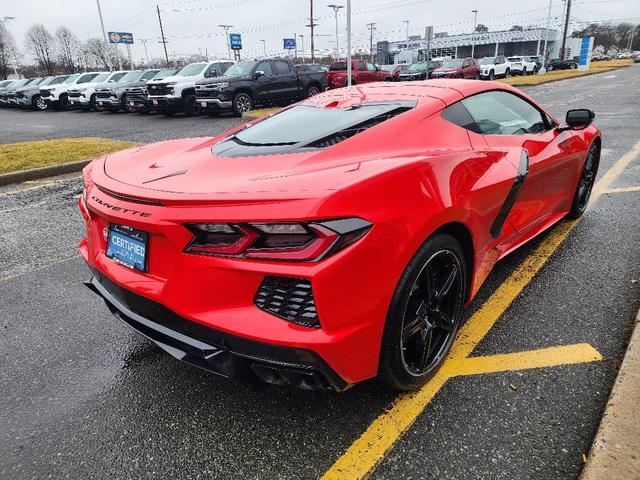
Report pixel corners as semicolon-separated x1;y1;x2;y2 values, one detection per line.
90;195;151;217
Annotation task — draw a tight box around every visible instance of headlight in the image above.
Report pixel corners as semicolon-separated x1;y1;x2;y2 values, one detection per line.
184;218;372;262
215;82;230;89
78;87;87;92
109;87;117;94
164;81;177;86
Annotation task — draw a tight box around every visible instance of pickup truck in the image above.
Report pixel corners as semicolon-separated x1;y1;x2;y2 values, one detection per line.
146;61;234;116
195;58;327;116
478;56;512;80
39;72;101;110
16;75;71;110
68;71;129;110
95;69;161;113
327;60;392;88
124;68;178;113
507;56;538;75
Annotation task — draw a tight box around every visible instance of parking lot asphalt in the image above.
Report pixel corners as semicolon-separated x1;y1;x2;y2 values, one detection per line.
1;65;639;480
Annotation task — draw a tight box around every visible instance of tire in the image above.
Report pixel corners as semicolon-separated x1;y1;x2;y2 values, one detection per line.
183;94;200;117
379;233;467;391
34;95;47;111
306;85;320;97
522;67;527;76
489;70;495;80
567;143;600;219
505;68;511;78
89;93;96;111
548;64;554;71
384;77;393;82
57;93;69;111
570;63;577;70
474;72;480;80
122;98;131;113
232;92;253;117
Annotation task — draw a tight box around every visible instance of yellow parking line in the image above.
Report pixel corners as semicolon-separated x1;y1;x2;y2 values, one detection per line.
321;141;640;480
0;254;80;283
0;175;82;198
446;344;603;377
602;185;640;194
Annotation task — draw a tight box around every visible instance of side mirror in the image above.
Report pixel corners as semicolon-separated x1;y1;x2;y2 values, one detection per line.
559;109;595;131
254;70;265;79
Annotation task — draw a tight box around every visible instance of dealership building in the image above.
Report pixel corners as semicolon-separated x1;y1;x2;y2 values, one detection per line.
375;28;562;64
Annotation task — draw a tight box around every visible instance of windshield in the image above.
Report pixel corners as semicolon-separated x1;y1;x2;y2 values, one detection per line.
442;60;464;68
108;72;128;82
235;103;407;145
12;79;30;88
0;80;13;88
50;76;69;85
408;63;427;72
141;70;158;80
38;77;57;86
225;62;257;76
91;73;110;83
154;68;177;79
119;71;144;82
479;57;496;64
329;62;347;71
176;63;207;76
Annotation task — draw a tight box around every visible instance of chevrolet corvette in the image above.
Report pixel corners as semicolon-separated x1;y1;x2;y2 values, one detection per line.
79;80;600;391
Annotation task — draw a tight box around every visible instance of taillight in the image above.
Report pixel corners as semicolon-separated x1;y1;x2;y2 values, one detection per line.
82;162;95;205
184;218;372;262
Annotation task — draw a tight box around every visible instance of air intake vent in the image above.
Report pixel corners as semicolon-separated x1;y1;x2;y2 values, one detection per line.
254;276;320;328
306;107;412;148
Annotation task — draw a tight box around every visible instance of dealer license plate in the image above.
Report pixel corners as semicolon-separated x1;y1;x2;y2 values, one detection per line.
106;224;148;272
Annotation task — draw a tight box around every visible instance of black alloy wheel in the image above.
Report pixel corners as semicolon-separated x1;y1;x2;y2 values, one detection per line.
34;95;47;111
474;72;480;80
505;68;511;78
568;143;600;219
489;70;495;80
89;93;97;111
306;85;320;97
57;93;69;110
379;233;466;390
232;92;253;116
183;94;200;117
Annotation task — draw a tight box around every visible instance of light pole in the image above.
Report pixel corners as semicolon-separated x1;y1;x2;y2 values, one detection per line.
471;9;478;58
1;16;19;77
140;39;151;65
367;23;376;63
299;34;305;63
260;39;267;58
218;24;234;60
346;0;352;86
327;4;343;59
403;20;410;41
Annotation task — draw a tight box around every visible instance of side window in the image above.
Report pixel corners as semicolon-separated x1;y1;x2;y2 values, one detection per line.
273;61;292;75
442;102;482;134
222;63;233;73
256;61;273;76
204;65;218;78
366;63;376;71
462;60;469;67
356;61;366;71
460;91;550;135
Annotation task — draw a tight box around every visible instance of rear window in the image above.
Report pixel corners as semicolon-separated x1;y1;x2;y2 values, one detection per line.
215;102;414;157
329;62;347;71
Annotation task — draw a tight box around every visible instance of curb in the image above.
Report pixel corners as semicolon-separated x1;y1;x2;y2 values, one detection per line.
0;159;90;187
504;63;632;87
580;308;640;480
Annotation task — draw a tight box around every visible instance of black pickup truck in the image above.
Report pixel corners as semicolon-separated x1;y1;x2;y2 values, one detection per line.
195;58;326;116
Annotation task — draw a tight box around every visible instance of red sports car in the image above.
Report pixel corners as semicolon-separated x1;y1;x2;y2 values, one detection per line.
80;80;600;391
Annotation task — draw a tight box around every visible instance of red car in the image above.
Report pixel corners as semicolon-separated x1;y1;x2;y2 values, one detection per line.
80;80;600;392
431;57;480;79
327;59;392;88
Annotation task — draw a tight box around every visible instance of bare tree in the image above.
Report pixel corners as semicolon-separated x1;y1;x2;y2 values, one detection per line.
83;38;115;70
0;22;19;79
55;26;81;73
25;23;56;74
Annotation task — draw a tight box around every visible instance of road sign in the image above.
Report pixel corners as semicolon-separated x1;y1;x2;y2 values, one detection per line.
108;32;134;44
229;33;242;50
283;38;296;50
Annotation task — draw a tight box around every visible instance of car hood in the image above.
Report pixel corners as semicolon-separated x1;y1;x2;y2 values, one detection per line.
95;135;443;202
148;74;200;84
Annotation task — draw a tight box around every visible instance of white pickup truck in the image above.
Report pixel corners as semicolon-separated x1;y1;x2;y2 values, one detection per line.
146;61;233;116
507;56;538;76
39;72;102;110
478;56;512;80
67;71;129;110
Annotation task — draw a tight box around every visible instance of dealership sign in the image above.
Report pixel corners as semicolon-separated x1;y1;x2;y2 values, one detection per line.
283;38;296;50
108;32;134;44
229;33;242;50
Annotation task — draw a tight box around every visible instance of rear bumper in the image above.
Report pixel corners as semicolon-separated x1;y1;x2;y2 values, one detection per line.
85;269;349;391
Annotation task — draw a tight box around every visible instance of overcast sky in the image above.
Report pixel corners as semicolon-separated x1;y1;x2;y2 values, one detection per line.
4;0;640;62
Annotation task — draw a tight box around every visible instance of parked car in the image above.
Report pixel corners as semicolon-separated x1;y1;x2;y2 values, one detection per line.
80;81;601;392
398;61;442;81
545;59;578;71
146;61;234;116
327;59;392;88
431;58;480;79
40;72;102;110
478;56;511;79
7;78;44;106
68;71;129;110
0;80;16;106
0;78;32;107
196;58;328;116
380;64;410;81
17;75;73;110
95;69;161;113
528;55;545;70
507;56;538;75
295;63;329;90
124;68;178;113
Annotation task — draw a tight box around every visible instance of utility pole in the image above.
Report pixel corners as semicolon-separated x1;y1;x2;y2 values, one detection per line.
367;23;376;63
157;5;170;66
294;32;298;60
327;4;344;59
471;9;478;58
403;20;410;41
540;0;553;73
560;0;572;60
346;0;352;86
307;0;318;63
629;25;636;51
218;24;233;60
95;0;112;70
140;39;150;65
260;39;267;58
